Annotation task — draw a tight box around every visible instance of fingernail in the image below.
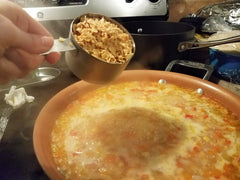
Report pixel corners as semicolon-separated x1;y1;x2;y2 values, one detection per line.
41;36;53;46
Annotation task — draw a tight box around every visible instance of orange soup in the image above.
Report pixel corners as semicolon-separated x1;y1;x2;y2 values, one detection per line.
51;81;240;180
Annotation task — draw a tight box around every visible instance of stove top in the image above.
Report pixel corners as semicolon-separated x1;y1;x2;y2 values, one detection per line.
13;0;168;21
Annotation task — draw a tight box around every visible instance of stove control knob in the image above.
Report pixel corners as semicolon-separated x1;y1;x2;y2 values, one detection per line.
126;0;134;3
149;0;159;3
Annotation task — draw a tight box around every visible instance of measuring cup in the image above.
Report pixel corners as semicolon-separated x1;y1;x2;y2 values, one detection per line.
45;13;136;84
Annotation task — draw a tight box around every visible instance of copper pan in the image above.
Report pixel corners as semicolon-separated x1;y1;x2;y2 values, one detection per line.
33;70;240;180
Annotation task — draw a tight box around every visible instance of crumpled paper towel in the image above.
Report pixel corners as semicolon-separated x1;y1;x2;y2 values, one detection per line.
4;86;35;109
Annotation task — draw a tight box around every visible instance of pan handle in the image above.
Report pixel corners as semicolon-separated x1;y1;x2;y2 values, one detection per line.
178;35;240;52
165;60;214;80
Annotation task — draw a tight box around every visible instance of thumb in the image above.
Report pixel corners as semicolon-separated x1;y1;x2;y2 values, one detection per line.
15;32;54;54
0;15;53;54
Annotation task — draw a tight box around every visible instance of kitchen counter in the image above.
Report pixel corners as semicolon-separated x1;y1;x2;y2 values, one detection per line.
0;55;239;180
0;57;79;180
217;79;240;96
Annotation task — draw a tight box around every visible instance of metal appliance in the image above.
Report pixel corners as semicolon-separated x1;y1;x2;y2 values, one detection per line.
13;0;169;21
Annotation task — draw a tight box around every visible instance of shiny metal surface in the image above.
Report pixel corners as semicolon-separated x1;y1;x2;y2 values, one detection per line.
23;0;168;21
42;39;75;55
65;13;135;84
0;67;61;92
165;60;214;80
0;107;13;141
195;1;240;33
178;35;240;52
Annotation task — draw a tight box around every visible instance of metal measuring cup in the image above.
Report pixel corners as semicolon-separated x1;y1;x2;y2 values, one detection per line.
64;13;136;84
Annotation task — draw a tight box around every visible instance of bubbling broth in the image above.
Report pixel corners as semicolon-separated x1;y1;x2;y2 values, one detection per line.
93;107;186;158
51;81;240;180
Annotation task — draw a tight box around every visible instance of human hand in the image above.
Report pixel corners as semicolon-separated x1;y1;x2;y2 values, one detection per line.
0;0;61;84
